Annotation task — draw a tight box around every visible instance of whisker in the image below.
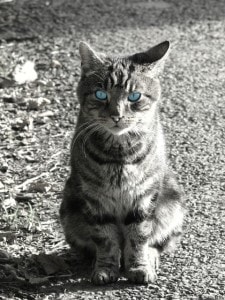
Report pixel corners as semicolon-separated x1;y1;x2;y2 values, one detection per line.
71;122;97;151
82;124;101;158
76;120;93;132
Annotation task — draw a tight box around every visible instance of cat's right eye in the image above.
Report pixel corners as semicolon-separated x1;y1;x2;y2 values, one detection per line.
95;90;108;101
128;92;141;102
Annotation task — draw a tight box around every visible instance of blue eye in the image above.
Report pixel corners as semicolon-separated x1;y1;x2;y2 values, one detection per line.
95;90;108;101
128;92;141;102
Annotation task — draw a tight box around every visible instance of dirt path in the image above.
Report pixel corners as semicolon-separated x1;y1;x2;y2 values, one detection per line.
0;0;224;299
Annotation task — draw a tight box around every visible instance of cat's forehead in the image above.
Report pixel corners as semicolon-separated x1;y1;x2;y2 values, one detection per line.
102;57;137;90
107;57;135;73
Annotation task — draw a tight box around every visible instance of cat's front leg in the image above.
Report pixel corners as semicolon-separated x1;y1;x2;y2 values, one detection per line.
90;223;120;285
123;220;159;284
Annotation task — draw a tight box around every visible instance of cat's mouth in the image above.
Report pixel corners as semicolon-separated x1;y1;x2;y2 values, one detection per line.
109;124;130;136
99;118;135;135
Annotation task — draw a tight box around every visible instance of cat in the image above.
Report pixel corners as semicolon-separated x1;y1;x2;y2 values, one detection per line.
59;40;185;285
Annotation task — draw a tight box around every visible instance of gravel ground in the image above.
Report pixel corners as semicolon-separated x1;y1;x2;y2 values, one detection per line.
0;0;224;299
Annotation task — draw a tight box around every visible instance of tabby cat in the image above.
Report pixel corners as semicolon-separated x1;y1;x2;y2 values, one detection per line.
60;41;185;285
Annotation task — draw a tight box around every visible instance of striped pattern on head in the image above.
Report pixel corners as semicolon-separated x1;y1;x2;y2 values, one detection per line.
77;41;170;137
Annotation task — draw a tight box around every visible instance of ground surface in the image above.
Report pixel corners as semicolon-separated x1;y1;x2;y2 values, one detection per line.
0;0;224;299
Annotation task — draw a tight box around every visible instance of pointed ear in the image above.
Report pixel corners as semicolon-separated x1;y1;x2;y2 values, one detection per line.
79;42;104;74
129;41;170;76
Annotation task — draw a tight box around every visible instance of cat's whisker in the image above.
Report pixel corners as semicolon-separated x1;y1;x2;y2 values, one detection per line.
85;124;110;156
76;120;93;132
82;124;101;158
71;122;98;151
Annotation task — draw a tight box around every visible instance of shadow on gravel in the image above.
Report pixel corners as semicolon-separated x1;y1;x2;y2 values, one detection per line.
0;0;225;42
0;249;134;298
38;277;133;295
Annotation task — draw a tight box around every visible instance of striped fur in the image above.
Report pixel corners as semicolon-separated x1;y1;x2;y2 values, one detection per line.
60;41;185;285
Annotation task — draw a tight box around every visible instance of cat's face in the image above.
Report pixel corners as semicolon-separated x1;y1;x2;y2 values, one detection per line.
77;41;170;136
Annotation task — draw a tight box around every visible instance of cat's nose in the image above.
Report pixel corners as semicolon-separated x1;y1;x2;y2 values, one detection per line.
110;115;123;123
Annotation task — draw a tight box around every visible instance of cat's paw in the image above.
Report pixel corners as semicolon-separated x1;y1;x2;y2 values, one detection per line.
148;248;160;271
127;266;157;284
91;268;119;285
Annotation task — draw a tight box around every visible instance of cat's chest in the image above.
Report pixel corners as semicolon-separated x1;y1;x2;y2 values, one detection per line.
101;164;154;217
92;164;147;205
105;163;144;185
81;160;159;219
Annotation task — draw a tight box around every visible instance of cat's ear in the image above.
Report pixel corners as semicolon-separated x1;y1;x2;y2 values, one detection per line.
129;41;170;76
79;42;104;74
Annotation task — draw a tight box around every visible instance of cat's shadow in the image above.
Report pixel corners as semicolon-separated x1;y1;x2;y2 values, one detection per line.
18;249;137;295
40;250;133;294
39;276;133;295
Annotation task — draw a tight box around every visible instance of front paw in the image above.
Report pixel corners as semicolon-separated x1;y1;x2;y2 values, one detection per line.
127;266;157;284
91;268;119;285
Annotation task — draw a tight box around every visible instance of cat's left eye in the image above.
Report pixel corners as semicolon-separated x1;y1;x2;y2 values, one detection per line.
128;92;141;102
95;90;108;101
